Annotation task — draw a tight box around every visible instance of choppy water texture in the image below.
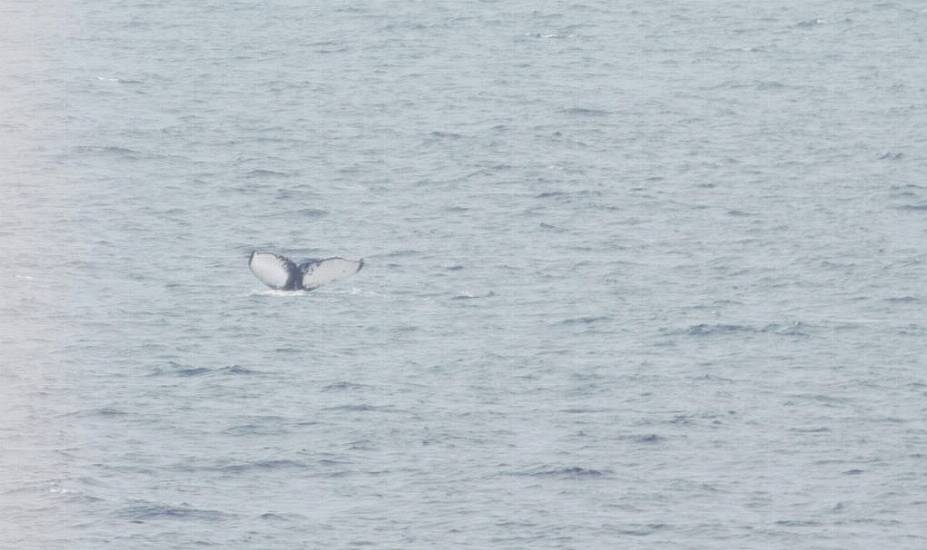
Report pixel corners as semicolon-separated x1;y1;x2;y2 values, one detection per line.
2;1;926;548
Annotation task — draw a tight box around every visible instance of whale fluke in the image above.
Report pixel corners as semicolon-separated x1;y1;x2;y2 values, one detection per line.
299;257;364;290
249;251;363;291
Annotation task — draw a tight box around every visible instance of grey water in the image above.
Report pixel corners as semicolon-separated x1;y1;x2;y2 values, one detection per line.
2;0;926;548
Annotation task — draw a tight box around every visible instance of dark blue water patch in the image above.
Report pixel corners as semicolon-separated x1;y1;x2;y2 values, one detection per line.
512;466;611;478
118;501;234;522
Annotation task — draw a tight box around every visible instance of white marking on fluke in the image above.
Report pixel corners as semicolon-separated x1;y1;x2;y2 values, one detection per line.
249;251;363;291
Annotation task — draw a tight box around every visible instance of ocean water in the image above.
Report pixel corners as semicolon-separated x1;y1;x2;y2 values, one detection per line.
2;0;926;548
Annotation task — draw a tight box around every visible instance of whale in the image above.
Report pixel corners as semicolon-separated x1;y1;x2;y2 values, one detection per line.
249;251;363;291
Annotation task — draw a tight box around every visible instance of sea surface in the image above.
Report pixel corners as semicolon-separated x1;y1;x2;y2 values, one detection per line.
2;1;926;548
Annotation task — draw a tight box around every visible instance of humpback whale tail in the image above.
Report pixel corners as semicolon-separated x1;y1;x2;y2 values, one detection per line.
249;251;363;291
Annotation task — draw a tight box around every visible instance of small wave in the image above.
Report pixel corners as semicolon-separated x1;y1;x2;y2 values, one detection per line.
149;363;260;377
452;291;496;300
774;519;822;527
682;322;815;337
177;367;211;377
218;459;306;473
894;203;927;211
684;323;755;336
71;145;141;159
222;423;286;436
885;296;919;303
561;107;611;116
761;322;813;337
62;407;128;418
514;466;611;478
260;512;306;522
118;502;233;522
96;76;143;84
616;523;668;536
218;365;260;375
379;249;419;258
321;381;369;392
795;18;824;28
245;168;290;179
559;315;612;325
791;427;830;433
755;80;787;90
536;191;568;199
560;407;612;414
535;189;601;200
275;208;327;219
428;130;463;139
879;151;904;160
323;404;402;413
